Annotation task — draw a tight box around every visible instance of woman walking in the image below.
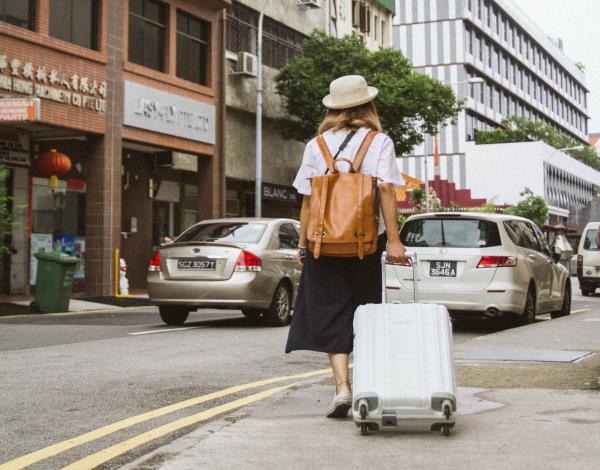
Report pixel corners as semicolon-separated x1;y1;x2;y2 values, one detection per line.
285;75;407;418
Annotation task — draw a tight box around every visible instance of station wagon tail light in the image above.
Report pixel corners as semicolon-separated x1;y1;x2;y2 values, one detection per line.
148;251;162;272
235;250;262;272
393;258;412;266
477;256;517;268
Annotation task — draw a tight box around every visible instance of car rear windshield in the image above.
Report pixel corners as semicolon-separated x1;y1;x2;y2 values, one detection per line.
400;218;501;248
583;229;600;251
176;222;267;244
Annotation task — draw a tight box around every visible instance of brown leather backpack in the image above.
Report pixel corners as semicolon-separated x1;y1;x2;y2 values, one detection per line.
307;130;379;259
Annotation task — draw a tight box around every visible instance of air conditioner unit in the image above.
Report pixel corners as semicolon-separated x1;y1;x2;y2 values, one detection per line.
297;0;320;8
233;52;257;77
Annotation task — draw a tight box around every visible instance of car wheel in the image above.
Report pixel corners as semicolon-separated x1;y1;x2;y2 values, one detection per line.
265;282;292;326
519;286;536;326
551;283;571;319
581;285;593;296
159;306;189;326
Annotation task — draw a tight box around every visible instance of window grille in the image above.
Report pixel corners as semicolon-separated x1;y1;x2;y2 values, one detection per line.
226;1;306;70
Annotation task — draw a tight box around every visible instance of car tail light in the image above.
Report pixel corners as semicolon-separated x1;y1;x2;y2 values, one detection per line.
477;256;517;268
393;257;412;266
234;250;262;272
148;251;162;272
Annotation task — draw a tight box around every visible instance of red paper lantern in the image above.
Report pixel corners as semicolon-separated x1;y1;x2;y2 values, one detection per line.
35;149;72;177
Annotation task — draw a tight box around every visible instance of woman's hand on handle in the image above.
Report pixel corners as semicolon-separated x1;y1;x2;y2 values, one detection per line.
386;239;407;264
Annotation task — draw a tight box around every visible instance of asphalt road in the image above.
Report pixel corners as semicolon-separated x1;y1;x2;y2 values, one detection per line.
0;288;596;470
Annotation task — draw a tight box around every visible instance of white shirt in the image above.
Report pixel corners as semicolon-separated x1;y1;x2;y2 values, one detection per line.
293;127;404;234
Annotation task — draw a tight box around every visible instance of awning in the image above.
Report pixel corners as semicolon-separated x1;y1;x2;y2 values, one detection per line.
395;173;423;202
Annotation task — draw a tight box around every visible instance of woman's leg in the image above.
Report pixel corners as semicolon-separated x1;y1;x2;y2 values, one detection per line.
328;353;351;393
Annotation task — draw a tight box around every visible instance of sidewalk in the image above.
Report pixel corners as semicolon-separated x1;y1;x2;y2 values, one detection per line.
123;307;600;470
0;292;152;316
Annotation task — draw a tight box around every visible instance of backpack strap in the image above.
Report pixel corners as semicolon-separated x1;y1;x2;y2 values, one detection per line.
313;176;329;259
356;174;365;259
352;130;378;172
316;135;335;174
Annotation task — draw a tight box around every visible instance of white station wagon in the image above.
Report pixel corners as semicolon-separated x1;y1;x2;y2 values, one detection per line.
386;212;571;325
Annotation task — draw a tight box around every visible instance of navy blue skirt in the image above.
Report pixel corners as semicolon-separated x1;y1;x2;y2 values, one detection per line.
285;234;386;354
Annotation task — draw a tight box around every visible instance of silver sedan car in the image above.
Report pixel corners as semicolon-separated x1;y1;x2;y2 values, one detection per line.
148;218;301;326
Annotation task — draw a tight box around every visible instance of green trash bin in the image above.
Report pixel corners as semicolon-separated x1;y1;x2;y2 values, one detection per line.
31;251;79;313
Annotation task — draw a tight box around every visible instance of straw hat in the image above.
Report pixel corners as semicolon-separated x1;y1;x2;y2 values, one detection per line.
322;75;378;109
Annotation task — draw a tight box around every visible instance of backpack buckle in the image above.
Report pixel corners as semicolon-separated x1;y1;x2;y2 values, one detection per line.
314;231;327;238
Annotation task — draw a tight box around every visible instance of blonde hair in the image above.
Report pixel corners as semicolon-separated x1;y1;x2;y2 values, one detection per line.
318;101;382;135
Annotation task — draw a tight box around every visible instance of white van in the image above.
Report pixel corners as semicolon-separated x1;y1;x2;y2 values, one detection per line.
577;222;600;296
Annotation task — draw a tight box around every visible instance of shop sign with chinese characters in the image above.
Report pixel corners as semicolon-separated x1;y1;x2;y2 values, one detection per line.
0;54;107;114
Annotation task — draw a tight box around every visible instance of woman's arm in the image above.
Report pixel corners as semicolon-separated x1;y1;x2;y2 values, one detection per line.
296;196;311;263
379;183;406;263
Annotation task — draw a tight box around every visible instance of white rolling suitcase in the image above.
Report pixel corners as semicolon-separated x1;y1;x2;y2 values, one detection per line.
352;253;457;435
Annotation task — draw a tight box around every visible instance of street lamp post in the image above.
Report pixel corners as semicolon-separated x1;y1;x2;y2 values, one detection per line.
255;12;264;217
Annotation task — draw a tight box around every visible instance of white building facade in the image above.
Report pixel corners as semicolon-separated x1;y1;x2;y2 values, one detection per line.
392;0;590;191
464;141;600;223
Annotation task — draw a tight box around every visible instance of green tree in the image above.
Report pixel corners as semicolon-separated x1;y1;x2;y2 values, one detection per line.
274;32;462;155
504;188;549;228
475;116;600;171
0;165;13;255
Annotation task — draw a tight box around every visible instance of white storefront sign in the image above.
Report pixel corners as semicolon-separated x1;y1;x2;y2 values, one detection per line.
123;81;215;145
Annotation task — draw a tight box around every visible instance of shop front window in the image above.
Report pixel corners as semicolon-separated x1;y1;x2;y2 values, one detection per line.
31;178;86;286
49;0;99;50
0;0;35;30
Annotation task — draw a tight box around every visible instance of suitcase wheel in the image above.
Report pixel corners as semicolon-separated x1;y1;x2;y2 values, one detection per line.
359;403;368;420
442;403;452;436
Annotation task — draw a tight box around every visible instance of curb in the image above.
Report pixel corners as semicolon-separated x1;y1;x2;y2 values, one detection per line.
0;305;156;320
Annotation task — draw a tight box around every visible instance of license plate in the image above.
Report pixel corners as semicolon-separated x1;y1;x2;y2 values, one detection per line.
429;260;457;277
177;259;216;270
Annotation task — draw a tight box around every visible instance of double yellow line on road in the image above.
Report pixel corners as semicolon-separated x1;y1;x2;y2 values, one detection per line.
0;368;330;470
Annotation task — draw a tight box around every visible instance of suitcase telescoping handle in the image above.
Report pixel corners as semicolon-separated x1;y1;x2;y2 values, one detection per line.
381;252;418;304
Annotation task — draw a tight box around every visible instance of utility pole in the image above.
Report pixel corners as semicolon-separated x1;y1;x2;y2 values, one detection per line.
424;134;430;211
254;12;264;217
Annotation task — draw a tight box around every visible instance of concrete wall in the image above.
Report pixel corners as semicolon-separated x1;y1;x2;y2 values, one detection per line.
239;0;325;34
226;108;302;186
225;0;321;188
